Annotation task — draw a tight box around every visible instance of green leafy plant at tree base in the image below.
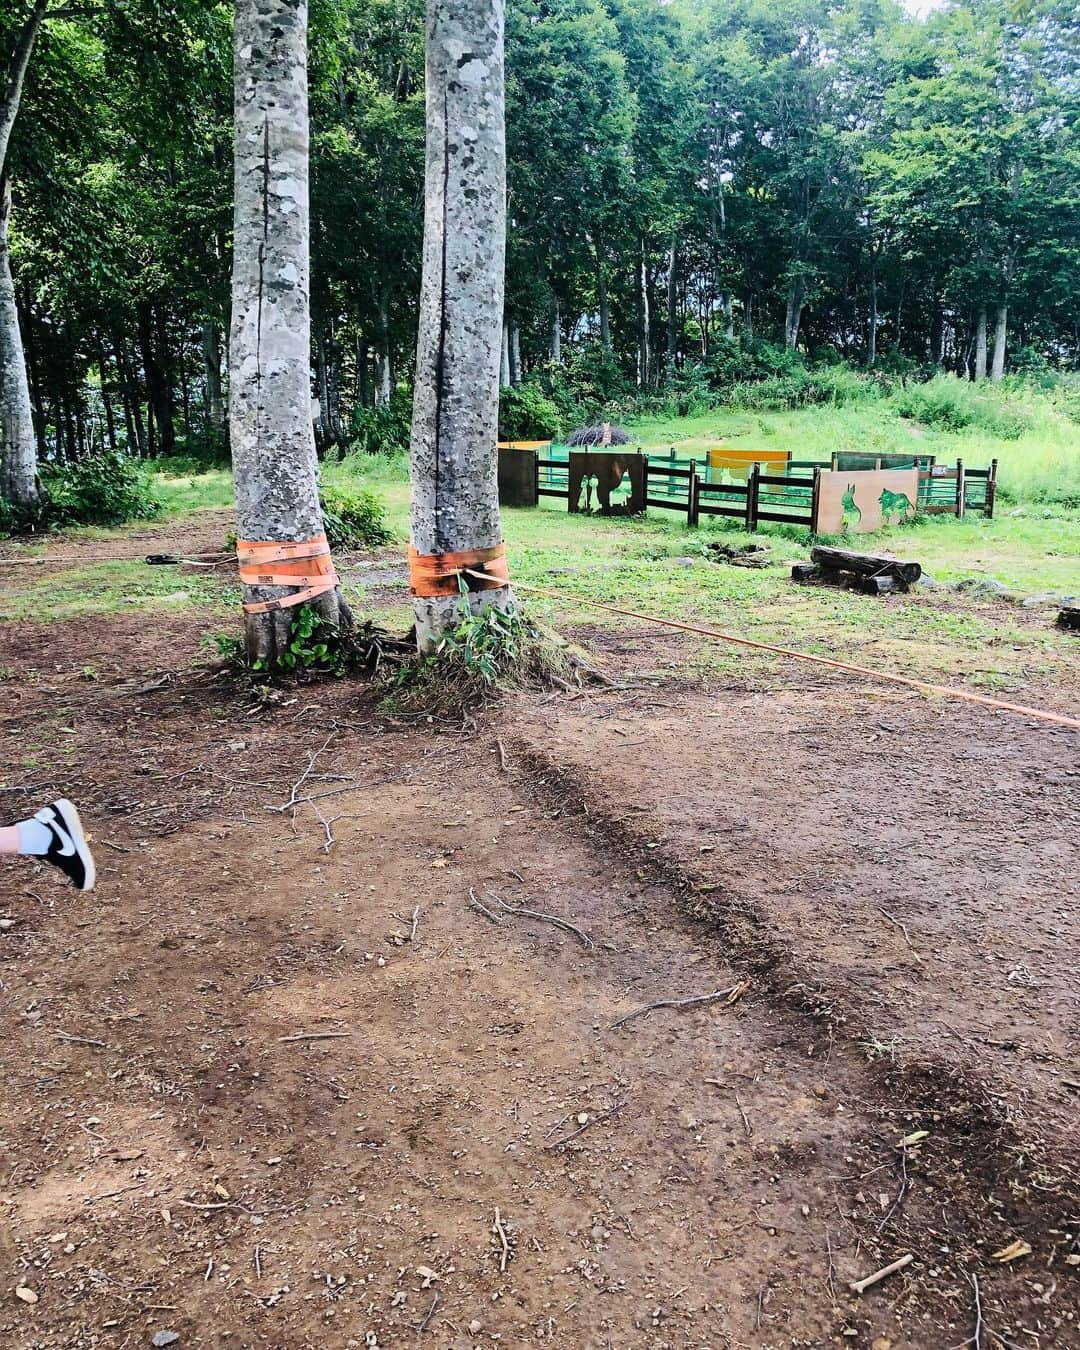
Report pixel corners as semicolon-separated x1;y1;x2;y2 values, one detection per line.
385;585;571;721
320;484;394;549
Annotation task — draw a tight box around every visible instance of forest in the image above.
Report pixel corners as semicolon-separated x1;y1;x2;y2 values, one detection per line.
2;0;1079;481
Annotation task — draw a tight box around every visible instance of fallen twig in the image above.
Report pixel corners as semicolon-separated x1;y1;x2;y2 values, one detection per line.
968;1271;984;1350
495;738;509;771
468;888;503;924
277;1031;351;1043
492;1207;510;1272
877;907;924;965
485;890;593;949
392;906;420;942
849;1252;914;1294
546;1101;626;1149
734;1089;752;1139
877;1143;909;1233
55;1033;107;1048
609;980;750;1030
416;1291;440;1334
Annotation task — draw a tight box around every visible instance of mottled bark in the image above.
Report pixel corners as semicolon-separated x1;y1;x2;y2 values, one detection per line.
201;321;226;447
990;302;1007;383
230;0;349;663
509;320;520;385
974;305;987;382
637;243;650;386
665;237;677;369
376;284;393;404
550;294;561;365
0;177;36;506
409;0;513;652
784;278;804;350
0;2;48;508
866;251;877;369
500;323;510;388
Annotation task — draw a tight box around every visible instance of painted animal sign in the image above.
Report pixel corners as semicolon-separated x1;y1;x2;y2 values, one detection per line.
816;469;920;534
568;451;645;516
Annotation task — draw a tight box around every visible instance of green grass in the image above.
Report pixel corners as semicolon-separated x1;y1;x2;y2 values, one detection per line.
623;383;1080;507
5;414;1077;698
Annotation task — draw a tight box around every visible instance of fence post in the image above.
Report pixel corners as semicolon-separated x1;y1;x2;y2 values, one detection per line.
987;458;998;518
687;460;699;528
810;466;821;534
955;458;965;519
746;461;760;532
668;446;677;493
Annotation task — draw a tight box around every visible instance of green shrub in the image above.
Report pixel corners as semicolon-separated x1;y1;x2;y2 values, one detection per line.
346;392;412;457
320;482;393;550
498;383;563;440
2;452;161;537
892;375;1031;438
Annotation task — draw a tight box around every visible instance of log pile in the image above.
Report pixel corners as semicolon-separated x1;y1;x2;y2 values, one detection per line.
792;546;922;596
1058;605;1079;632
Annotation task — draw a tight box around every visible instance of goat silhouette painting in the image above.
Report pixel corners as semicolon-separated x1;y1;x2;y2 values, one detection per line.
840;483;862;533
878;486;916;524
568;451;645;516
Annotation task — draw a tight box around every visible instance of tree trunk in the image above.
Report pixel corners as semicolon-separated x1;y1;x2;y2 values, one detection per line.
974;305;988;382
0;178;37;507
595;237;611;352
866;252;877;368
665;236;678;371
784;278;804;349
509;320;520;385
721;291;733;341
137;304;175;456
409;0;513;653
19;286;47;458
201;321;226;449
500;322;511;388
638;241;650;387
376;284;393;404
550;294;561;364
96;334;117;453
229;0;350;663
990;302;1007;383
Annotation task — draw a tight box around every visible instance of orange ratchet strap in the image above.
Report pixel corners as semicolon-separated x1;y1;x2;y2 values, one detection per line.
236;533;339;614
408;543;510;598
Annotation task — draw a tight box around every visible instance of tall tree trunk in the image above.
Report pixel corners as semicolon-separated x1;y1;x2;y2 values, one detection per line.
866;250;877;369
409;0;514;652
721;291;733;341
550;294;561;364
137;304;175;456
96;334;117;453
230;0;350;663
314;329;332;450
990;302;1007;383
974;305;988;382
509;320;520;385
19;286;46;457
0;178;37;506
638;242;650;387
500;322;511;387
0;3;48;505
784;278;804;349
376;284;393;404
595;236;611;352
201;321;225;449
665;237;678;371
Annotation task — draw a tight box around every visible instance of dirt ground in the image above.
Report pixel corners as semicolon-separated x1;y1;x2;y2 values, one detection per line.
0;522;1077;1349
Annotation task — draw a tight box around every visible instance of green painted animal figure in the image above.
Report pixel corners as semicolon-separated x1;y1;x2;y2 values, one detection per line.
878;487;916;524
840;483;862;532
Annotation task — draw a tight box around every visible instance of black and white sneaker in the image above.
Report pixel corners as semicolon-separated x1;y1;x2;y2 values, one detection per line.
34;799;96;891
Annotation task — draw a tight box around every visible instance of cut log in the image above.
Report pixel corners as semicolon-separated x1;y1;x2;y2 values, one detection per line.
791;563;818;582
811;546;921;585
1058;605;1080;632
858;575;904;596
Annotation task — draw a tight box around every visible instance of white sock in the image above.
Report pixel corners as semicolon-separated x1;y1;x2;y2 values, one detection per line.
17;818;52;856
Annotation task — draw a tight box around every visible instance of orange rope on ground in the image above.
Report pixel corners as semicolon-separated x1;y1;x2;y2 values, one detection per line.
237;533;338;614
409;543;509;597
463;569;1080;731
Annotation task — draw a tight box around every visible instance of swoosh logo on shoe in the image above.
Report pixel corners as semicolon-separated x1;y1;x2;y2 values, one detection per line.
39;808;76;857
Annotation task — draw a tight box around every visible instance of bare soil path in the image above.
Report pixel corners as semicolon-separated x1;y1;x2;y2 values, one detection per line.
0;522;1076;1349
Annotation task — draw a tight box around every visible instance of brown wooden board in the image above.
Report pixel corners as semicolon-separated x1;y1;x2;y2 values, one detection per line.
497;447;539;508
816;468;919;534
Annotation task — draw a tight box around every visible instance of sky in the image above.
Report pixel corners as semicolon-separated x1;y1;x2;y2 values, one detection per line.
902;0;946;16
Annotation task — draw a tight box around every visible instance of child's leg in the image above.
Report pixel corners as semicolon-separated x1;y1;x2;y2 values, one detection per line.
0;824;20;854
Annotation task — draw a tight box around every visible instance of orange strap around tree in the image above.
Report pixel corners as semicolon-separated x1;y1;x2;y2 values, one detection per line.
408;543;510;598
236;533;339;615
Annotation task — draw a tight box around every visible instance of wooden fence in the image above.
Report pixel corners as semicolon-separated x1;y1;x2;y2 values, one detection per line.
525;447;996;530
